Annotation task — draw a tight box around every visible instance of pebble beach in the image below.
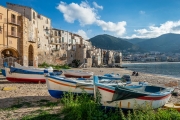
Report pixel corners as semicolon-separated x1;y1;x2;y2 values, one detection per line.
0;67;180;119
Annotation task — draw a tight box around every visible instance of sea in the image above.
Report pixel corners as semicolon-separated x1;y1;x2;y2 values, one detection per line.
122;62;180;79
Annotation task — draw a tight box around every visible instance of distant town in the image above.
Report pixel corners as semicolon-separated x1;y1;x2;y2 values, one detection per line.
122;51;180;62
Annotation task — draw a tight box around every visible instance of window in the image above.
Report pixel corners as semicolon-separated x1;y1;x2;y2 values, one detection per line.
0;26;2;34
11;14;15;23
0;14;2;20
62;37;64;43
33;12;35;19
46;19;48;24
37;14;41;19
33;21;35;24
11;27;15;31
71;39;73;44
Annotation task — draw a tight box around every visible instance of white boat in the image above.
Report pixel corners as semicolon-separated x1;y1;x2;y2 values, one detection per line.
93;76;173;110
4;64;62;83
44;70;125;98
63;70;93;78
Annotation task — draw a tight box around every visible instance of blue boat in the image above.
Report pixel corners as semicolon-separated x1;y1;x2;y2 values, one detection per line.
98;73;121;80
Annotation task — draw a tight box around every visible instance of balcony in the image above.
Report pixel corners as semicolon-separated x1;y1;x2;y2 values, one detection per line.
8;18;21;26
28;39;36;43
52;48;60;52
49;40;61;45
8;31;21;38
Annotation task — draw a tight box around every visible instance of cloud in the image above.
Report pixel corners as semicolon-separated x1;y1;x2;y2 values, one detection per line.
125;20;180;38
139;10;145;15
56;1;98;26
96;20;126;36
57;1;127;37
76;29;89;39
92;2;103;10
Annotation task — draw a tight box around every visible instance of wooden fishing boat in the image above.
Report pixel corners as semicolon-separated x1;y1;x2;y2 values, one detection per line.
63;70;93;78
5;66;62;83
163;103;180;112
44;70;126;99
98;73;121;80
93;76;174;110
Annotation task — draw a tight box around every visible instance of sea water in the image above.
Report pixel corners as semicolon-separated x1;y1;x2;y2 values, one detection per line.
122;62;180;79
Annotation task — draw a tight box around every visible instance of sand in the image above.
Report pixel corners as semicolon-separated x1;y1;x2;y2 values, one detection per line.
0;67;180;119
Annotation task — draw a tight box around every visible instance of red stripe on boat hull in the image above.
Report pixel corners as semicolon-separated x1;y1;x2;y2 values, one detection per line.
6;77;46;83
98;86;115;93
98;86;171;100
137;94;171;100
64;74;92;78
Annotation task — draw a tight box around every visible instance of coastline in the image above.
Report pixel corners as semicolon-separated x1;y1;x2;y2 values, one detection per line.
0;67;179;119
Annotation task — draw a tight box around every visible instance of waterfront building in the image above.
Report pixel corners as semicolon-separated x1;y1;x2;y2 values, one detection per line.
0;5;37;67
7;3;51;62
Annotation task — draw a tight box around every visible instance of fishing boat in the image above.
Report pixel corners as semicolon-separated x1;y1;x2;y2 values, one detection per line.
5;66;62;83
44;70;126;99
63;70;93;78
98;73;121;80
93;76;173;110
163;103;180;112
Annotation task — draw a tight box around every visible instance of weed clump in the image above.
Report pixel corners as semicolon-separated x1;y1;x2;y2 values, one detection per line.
60;91;180;120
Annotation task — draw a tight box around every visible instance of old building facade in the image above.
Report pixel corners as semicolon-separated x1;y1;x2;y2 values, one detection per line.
7;2;51;64
0;5;37;67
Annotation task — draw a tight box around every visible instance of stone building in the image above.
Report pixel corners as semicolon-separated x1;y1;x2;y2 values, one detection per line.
7;2;51;64
48;28;85;65
0;5;37;67
102;50;122;67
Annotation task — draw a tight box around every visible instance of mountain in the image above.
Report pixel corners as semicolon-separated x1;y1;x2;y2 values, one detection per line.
89;34;145;52
136;33;180;52
123;38;148;44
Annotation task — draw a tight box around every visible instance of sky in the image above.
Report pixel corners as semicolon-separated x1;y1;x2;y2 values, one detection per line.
1;0;180;39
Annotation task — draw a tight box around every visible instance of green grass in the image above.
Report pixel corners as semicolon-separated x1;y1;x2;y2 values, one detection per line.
38;62;70;70
60;92;180;120
2;92;180;120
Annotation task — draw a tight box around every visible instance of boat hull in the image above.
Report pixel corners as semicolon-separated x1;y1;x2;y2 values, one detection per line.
64;74;92;78
5;68;46;83
46;76;94;98
63;70;93;78
96;85;171;109
164;103;180;112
